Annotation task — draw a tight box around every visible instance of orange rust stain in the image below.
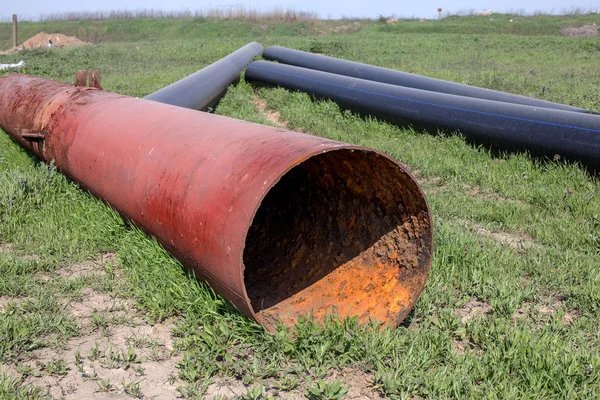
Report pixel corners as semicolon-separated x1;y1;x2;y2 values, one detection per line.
256;214;430;328
33;89;78;132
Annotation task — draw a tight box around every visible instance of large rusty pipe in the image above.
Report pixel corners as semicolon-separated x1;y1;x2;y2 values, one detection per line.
0;74;433;330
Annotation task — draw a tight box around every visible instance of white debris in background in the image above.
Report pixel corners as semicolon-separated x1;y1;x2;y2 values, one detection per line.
0;60;26;71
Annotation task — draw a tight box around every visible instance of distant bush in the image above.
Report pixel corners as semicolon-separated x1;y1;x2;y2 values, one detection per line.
377;15;390;24
307;39;349;56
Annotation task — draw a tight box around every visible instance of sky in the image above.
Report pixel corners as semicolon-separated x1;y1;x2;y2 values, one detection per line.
1;0;599;21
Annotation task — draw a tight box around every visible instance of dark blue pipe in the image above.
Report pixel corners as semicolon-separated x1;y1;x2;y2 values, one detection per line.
245;60;600;172
262;46;594;114
145;42;263;111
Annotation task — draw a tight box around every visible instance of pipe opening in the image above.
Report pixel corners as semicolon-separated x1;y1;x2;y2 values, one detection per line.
243;149;432;329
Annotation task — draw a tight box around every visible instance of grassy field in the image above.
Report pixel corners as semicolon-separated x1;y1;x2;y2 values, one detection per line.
0;13;599;399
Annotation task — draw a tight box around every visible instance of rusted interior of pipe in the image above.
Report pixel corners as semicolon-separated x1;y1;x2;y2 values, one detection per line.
244;149;432;328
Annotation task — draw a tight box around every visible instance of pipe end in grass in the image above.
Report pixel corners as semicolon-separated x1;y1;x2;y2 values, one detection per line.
243;148;433;331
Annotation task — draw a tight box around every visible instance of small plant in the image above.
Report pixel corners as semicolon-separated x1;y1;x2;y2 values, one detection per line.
88;343;101;361
121;378;143;398
176;380;210;398
307;380;348;400
279;374;299;391
241;384;264;400
95;378;114;393
15;364;41;378
178;356;201;383
91;313;109;329
100;325;114;338
149;344;169;361
76;362;86;375
43;359;69;377
74;349;82;364
167;372;177;385
101;346;123;369
79;365;99;381
123;344;146;368
126;332;151;348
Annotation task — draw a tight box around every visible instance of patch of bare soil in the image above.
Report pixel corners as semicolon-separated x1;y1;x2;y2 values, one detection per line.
401;169;447;194
0;296;17;312
70;288;139;327
12;285;179;399
2;250;384;398
331;368;381;399
0;241;43;262
20;321;181;399
456;298;493;324
0;242;13;253
465;185;527;207
512;297;580;326
36;252;116;282
317;22;364;36
474;225;535;251
206;377;248;398
204;368;379;399
560;24;598;37
452;218;536;251
57;252;118;280
4;32;90;53
451;337;481;355
420;176;448;194
0;251;182;399
252;96;289;128
22;253;42;262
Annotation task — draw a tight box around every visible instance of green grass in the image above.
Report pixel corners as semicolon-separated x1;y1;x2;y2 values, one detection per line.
380;13;600;35
0;13;599;399
0;17;360;50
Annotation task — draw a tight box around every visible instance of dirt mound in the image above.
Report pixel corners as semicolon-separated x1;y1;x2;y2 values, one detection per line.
560;24;598;37
15;32;90;50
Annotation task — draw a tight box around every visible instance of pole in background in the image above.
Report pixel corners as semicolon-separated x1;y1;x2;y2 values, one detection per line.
12;14;18;48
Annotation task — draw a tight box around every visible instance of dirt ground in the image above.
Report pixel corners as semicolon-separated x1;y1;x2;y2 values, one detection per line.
560;23;598;36
0;246;383;399
5;32;89;53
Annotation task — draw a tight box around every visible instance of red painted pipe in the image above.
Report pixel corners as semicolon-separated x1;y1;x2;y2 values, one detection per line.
0;74;433;331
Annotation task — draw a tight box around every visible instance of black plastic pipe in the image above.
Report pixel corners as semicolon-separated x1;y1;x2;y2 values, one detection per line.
263;46;594;114
245;61;600;172
145;42;263;111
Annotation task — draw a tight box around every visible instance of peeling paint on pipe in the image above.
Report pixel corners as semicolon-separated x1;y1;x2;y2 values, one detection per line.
0;74;433;331
262;46;594;114
245;61;600;173
144;42;263;111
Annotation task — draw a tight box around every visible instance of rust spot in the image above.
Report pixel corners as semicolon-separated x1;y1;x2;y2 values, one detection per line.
74;70;88;87
20;130;45;140
74;70;103;89
89;71;103;90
